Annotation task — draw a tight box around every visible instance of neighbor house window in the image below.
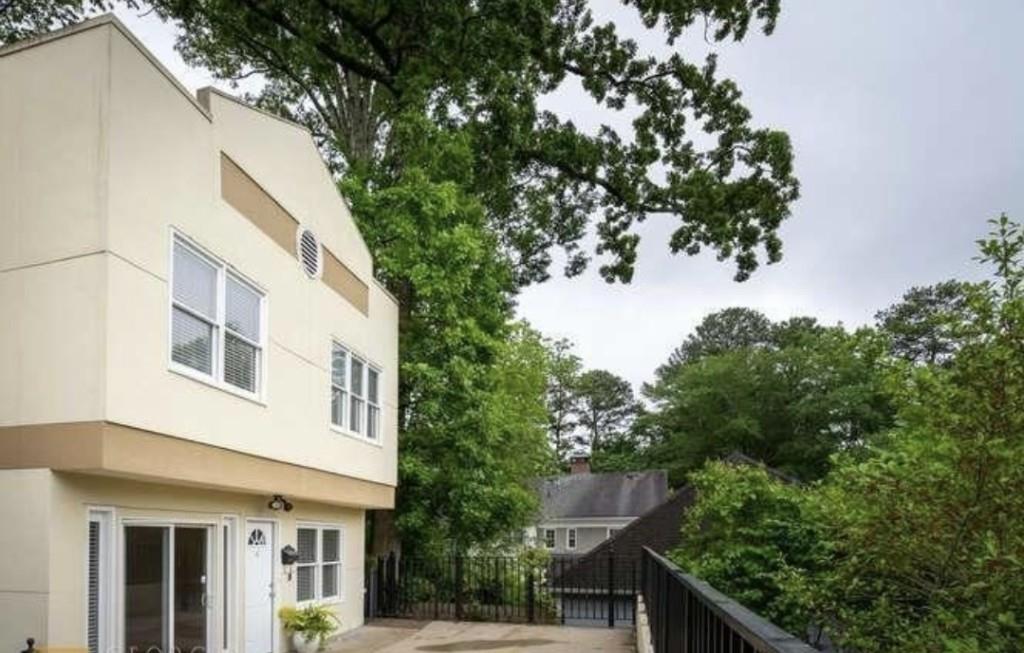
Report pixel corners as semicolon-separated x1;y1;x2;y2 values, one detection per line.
567;528;577;550
544;529;556;549
171;234;264;396
330;343;382;442
297;525;343;603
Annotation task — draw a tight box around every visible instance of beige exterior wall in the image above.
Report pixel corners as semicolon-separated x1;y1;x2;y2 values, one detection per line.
0;25;110;428
0;16;399;653
0;18;399;487
0;470;51;652
0;471;366;651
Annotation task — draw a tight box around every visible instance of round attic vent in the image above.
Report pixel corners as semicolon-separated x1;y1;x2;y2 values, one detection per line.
296;227;322;278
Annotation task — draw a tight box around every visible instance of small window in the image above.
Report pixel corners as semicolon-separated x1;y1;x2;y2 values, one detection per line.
87;510;112;653
544;529;556;550
330;344;348;428
330;342;382;443
321;529;341;599
367;367;381;440
567;528;577;550
222;517;237;652
170;234;265;397
350;357;365;434
297;525;343;603
296;528;318;602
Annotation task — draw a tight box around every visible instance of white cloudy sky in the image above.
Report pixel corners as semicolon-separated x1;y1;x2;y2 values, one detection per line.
112;1;1024;390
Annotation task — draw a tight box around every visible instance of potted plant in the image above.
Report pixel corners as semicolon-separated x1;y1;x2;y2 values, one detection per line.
279;604;340;653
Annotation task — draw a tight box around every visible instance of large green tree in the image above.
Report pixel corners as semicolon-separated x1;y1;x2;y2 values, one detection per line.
572;369;639;453
671;217;1024;652
545;338;583;467
656;307;774;380
645;321;893;483
148;0;798;285
875;279;976;365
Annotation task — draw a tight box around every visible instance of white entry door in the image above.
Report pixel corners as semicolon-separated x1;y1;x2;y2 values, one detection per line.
244;521;275;653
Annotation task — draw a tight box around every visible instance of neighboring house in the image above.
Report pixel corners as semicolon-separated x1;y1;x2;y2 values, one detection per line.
531;457;668;554
0;15;398;653
554;452;792;591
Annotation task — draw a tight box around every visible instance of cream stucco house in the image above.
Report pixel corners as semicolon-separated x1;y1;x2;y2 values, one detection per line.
0;15;398;653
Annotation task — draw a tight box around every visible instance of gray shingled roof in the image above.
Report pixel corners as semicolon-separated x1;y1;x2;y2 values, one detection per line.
536;470;669;519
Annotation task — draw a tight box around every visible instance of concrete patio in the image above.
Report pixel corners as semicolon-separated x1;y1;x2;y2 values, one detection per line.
328;620;635;653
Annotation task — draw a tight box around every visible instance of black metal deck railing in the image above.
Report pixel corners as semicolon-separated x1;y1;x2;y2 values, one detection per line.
640;548;818;653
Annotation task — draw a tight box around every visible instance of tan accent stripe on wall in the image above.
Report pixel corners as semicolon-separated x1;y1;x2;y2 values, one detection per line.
219;152;370;315
220;152;298;252
0;421;395;509
322;247;369;314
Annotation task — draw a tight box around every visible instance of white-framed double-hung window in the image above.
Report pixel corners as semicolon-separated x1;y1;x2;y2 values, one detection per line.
170;233;265;398
330;342;382;442
296;524;343;603
349;356;365;433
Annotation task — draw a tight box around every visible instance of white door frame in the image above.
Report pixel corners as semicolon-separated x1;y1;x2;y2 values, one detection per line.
244;518;279;653
85;507;117;653
115;517;217;653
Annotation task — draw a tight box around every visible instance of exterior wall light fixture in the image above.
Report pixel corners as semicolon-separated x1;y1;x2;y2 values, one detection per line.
268;494;294;511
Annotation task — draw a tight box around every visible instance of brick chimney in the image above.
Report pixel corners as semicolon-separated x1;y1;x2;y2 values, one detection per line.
569;455;591;475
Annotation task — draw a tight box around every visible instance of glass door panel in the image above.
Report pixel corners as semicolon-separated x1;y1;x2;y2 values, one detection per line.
174;527;208;653
125;526;170;653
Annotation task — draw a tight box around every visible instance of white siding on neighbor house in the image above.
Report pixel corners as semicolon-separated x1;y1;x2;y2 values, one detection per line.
535;518;636;554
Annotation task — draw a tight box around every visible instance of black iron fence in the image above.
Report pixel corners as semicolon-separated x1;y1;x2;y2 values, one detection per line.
367;551;638;628
640;548;818;653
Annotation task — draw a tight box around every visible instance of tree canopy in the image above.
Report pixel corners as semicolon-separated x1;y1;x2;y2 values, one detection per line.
875;279;976;365
644;314;893;483
145;0;799;284
672;216;1024;652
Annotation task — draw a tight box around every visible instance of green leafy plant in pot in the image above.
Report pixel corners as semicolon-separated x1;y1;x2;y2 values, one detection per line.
279;604;340;653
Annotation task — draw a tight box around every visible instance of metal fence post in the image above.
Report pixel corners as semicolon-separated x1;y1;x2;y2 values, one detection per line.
454;555;465;621
386;552;397;615
526;567;536;624
607;552;616;628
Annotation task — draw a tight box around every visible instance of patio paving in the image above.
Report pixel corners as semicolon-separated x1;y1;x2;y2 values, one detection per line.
328;620;634;653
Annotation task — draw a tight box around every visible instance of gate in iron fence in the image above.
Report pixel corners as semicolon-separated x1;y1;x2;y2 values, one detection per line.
366;552;638;628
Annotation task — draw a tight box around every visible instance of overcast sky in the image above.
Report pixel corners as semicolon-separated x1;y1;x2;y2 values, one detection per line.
114;1;1024;390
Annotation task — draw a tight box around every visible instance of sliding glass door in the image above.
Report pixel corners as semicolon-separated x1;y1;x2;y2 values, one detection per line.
125;525;210;653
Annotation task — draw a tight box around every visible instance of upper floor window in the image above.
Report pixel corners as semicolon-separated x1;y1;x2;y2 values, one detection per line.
567;528;577;550
331;342;382;442
544;528;556;549
171;234;264;398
